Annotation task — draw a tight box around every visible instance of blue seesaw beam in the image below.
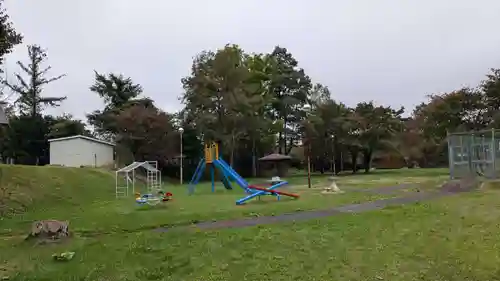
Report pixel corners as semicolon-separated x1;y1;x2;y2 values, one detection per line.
235;181;289;205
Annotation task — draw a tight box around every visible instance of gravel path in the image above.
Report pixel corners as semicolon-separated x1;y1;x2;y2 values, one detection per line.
342;183;418;194
155;188;468;233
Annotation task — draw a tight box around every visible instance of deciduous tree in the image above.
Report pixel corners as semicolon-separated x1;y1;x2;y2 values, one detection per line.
0;0;22;70
268;46;312;154
352;102;404;172
182;44;252;165
114;105;178;165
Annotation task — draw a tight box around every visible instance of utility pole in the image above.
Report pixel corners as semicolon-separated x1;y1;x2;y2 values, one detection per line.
179;127;184;185
307;140;312;188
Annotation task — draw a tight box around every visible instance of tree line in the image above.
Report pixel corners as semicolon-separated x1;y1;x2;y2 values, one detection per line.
0;1;499;178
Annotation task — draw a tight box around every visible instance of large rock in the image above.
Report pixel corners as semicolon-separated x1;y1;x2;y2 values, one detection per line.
442;177;479;193
26;220;70;241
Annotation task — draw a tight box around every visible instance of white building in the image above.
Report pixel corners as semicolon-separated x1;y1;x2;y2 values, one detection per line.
49;135;115;167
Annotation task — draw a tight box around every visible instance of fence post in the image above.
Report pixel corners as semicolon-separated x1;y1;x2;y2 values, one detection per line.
447;130;454;180
492;128;496;179
468;134;475;178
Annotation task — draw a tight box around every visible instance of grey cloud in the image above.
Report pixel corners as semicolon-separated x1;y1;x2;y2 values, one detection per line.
4;0;500;119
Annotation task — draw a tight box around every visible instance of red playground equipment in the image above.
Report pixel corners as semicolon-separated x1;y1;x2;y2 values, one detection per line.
135;191;173;206
162;192;173;201
247;185;299;198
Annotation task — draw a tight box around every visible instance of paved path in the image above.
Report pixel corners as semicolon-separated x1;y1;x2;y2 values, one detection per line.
155;188;468;233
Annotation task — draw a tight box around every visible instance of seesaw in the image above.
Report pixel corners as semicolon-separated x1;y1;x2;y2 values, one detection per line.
236;181;300;205
247;185;300;198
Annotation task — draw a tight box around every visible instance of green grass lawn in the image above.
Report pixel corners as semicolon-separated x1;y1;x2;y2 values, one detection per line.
2;184;500;280
7;165;495;280
0;166;447;236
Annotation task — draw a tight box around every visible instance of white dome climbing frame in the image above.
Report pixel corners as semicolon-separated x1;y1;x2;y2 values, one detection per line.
115;161;161;198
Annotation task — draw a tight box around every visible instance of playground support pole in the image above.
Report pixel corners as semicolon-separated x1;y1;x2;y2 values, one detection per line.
132;169;135;195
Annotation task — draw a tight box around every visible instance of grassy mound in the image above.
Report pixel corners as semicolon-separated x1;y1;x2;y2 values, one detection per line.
0;165;115;217
0;166;450;237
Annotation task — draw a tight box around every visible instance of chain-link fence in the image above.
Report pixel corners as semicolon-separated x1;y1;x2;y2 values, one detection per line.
447;129;500;179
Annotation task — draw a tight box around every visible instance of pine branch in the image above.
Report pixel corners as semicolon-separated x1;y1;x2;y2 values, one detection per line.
39;96;67;106
40;74;66;85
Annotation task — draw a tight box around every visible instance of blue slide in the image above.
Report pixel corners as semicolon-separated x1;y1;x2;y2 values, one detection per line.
213;159;251;193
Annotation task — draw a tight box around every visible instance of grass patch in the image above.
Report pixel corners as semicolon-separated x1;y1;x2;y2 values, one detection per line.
0;166;446;236
3;165;476;280
2;187;500;280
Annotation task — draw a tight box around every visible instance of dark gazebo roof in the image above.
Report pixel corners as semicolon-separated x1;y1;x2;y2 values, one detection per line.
258;153;292;162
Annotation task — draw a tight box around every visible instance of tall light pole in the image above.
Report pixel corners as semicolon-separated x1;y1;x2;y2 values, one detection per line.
179;127;184;185
307;140;312;189
331;134;336;176
304;104;312;189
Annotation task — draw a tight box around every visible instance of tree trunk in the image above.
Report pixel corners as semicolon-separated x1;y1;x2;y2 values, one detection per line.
363;149;373;173
283;110;287;154
31;90;37;117
340;150;344;172
350;148;358;173
251;138;257;177
286;137;294;155
278;132;283;154
229;133;236;167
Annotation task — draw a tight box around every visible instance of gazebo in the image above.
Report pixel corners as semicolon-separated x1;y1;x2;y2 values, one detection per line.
258;153;292;177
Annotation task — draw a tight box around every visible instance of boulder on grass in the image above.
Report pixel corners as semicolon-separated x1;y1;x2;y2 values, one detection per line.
442;177;479;193
26;220;70;241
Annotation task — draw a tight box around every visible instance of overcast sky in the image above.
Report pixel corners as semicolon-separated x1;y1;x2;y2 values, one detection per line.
4;0;500;120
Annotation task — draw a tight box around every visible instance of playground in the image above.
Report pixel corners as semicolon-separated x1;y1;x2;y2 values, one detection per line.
189;142;300;205
0;164;498;280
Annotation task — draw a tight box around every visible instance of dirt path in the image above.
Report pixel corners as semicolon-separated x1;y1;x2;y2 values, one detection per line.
341;183;417;194
155;188;470;233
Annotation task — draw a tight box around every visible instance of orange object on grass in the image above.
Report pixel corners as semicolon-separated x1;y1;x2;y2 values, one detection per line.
247;185;299;198
162;192;173;202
